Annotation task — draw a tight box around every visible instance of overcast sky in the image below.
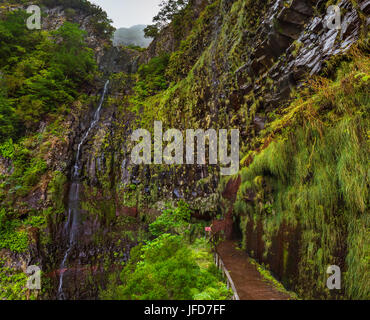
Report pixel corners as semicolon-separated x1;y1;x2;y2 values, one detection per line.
90;0;162;28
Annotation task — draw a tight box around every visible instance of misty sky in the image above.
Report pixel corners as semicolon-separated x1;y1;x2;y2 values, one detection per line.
90;0;162;28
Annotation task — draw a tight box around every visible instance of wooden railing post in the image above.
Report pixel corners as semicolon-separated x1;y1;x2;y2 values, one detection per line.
212;248;240;300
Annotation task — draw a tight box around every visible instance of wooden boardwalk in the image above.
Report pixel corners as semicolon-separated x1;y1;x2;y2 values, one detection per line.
216;241;291;300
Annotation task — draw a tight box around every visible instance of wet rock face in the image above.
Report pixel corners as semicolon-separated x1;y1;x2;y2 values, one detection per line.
236;0;366;111
99;47;140;75
123;0;367;215
140;24;177;64
139;0;210;64
48;207;138;300
68;80;222;216
0;156;13;176
2;56;141;299
0;249;35;272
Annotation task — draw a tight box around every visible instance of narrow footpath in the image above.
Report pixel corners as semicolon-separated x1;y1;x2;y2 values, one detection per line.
217;241;291;300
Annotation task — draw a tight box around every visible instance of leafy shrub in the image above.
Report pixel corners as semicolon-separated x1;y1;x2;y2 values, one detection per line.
0;215;29;253
102;234;230;300
25;214;46;228
101;200;231;300
0;10;98;140
0;139;16;159
149;200;191;236
0;265;29;300
22;158;47;187
135;54;170;97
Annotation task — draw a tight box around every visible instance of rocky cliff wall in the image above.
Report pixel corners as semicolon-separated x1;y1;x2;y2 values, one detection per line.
105;0;369;299
1;0;368;300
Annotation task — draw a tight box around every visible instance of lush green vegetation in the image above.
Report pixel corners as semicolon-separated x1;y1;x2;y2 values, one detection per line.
0;7;97;253
122;0;369;299
0;0;368;301
0;9;97;141
126;54;171;128
101;201;231;300
0;263;30;300
233;51;369;299
0;1;115;301
0;210;29;252
6;0;115;39
135;54;170;98
149;199;191;237
0;137;50;252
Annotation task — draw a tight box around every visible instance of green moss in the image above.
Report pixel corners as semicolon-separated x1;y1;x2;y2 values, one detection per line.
0;226;29;253
48;170;67;213
249;257;299;300
235;53;369;299
0;264;31;300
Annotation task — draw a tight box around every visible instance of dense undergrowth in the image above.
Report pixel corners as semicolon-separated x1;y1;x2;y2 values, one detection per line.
101;201;231;300
0;10;96;140
0;263;30;300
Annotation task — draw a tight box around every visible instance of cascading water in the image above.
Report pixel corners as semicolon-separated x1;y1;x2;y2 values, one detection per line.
57;80;109;300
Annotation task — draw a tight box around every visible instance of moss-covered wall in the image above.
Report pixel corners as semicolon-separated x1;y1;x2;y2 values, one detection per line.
231;53;369;299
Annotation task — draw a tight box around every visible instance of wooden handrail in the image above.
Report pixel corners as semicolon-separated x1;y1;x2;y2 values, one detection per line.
214;251;240;300
207;232;240;300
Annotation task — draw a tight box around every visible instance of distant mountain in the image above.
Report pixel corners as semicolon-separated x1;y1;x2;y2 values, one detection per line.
113;25;152;48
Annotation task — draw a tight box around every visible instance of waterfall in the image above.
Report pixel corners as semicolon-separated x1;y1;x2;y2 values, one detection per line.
57;80;109;300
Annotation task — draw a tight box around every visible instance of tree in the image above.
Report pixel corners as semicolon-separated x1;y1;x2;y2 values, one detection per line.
154;0;189;26
143;25;159;39
0;8;97;140
144;0;189;38
51;22;96;84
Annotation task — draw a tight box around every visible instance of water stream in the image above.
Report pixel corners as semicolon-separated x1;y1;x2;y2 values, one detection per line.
57;80;109;300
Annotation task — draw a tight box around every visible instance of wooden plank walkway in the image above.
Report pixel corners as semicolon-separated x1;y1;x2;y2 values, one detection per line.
216;240;291;300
